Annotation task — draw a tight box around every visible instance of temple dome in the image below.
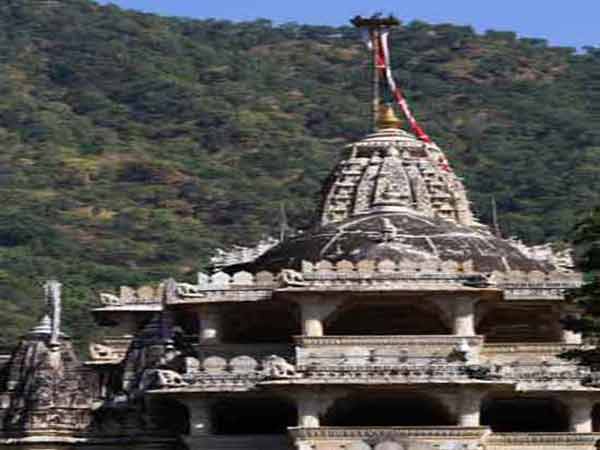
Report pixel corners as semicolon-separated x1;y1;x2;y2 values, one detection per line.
233;210;552;273
227;127;554;274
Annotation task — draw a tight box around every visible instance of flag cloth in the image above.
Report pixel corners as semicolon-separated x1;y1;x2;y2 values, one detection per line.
371;28;432;143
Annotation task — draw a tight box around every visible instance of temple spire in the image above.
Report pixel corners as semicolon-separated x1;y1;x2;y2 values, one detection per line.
44;280;62;347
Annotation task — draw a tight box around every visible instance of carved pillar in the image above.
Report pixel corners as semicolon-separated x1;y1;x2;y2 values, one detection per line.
299;299;340;337
561;311;583;345
453;298;476;336
563;328;583;345
294;389;340;428
569;397;593;433
297;393;321;428
198;306;221;344
183;399;213;437
116;313;140;338
458;388;484;427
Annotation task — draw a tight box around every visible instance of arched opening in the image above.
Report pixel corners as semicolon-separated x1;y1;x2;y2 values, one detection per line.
323;391;455;426
222;301;301;343
211;396;297;435
481;397;569;432
326;302;450;335
477;306;561;343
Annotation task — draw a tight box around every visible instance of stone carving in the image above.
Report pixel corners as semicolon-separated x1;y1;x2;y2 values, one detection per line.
230;356;259;373
320;129;475;226
1;282;98;436
447;338;478;365
89;343;117;361
99;284;163;306
278;269;307;287
262;355;298;379
155;370;187;388
44;280;62;347
210;237;280;270
374;442;404;450
99;292;121;306
347;442;372;450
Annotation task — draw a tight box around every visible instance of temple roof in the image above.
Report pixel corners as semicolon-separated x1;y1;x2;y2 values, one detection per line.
227;126;555;274
319;128;476;227
230;210;552;274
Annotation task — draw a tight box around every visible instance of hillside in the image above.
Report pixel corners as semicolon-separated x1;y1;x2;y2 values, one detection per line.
1;0;600;346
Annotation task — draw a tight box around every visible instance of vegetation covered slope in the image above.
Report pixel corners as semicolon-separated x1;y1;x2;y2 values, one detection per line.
1;0;600;345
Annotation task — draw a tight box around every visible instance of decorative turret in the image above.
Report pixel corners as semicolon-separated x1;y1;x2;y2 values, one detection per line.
0;281;98;435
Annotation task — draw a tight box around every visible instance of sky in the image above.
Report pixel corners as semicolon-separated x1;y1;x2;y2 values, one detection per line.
94;0;600;50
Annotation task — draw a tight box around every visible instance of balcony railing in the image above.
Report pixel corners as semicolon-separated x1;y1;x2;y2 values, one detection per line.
290;428;600;450
290;427;489;449
295;335;484;367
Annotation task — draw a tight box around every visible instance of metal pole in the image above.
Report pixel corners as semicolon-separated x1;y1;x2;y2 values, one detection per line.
372;28;380;131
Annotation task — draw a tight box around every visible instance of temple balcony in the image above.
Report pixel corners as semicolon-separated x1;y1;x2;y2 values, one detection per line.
290;427;489;450
290;428;600;450
295;335;484;368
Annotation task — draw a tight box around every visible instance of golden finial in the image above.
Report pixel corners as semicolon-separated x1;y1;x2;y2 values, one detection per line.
377;104;402;129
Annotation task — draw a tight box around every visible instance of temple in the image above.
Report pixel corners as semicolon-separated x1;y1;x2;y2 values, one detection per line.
0;15;597;450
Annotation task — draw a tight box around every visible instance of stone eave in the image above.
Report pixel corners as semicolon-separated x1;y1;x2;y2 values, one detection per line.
83;360;122;366
0;433;176;445
257;378;511;387
92;305;162;313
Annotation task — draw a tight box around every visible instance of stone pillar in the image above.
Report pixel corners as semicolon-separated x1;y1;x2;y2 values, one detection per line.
198;307;221;344
561;311;583;344
453;299;476;336
185;399;213;437
563;328;583;345
297;393;321;428
116;313;140;338
299;298;341;337
570;397;593;433
458;389;484;427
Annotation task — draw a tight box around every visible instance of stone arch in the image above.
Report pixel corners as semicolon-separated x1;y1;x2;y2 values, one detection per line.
481;396;569;432
476;304;561;343
325;300;451;335
211;395;297;435
221;301;301;343
323;391;456;426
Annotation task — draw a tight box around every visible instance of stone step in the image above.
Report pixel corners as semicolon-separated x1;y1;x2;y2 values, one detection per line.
184;435;291;450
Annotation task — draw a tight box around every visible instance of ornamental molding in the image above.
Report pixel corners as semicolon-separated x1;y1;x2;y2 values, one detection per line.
295;335;484;347
163;259;581;305
290;426;490;440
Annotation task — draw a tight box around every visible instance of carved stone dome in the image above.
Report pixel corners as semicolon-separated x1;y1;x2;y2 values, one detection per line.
229;127;554;274
237;210;551;273
318;128;476;227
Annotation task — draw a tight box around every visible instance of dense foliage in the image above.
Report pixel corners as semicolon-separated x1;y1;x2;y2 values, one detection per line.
1;0;600;346
563;209;600;366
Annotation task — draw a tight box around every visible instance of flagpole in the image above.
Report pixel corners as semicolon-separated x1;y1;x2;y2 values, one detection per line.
351;15;400;132
372;28;380;131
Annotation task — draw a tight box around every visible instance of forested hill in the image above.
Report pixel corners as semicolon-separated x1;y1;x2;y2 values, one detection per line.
1;0;600;345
